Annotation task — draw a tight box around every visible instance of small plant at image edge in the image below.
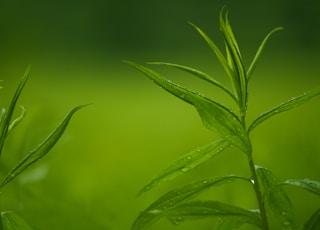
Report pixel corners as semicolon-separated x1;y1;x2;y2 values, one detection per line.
0;66;88;229
126;8;320;230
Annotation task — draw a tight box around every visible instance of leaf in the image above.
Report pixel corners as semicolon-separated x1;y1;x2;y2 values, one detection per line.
1;211;33;230
125;61;251;153
219;9;247;108
214;218;244;230
131;175;248;230
303;208;320;230
247;27;283;80
138;139;231;195
166;201;262;228
256;166;296;229
248;87;320;133
0;104;89;189
283;179;320;197
147;62;237;102
188;23;237;97
7;105;26;136
0;66;30;156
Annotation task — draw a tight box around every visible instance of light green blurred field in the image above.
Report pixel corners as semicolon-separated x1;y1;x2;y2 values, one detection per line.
0;50;319;229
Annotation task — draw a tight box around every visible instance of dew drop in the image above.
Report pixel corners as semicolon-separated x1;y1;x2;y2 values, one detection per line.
148;209;161;214
282;220;291;226
202;180;208;184
280;211;287;216
180;167;191;173
250;179;255;184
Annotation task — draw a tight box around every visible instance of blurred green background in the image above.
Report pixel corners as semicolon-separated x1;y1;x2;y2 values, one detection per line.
0;0;320;229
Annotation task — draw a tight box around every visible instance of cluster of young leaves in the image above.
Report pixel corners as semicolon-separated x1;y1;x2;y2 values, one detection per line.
0;66;87;229
127;8;320;230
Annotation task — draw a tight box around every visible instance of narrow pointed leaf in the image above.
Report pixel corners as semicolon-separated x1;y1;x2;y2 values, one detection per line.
0;104;88;189
283;179;320;197
219;9;247;108
125;61;251;153
131;175;248;230
189;23;236;95
138;139;231;195
7;106;26;136
147;62;237;101
247;27;283;80
0;66;30;156
248;87;320;133
303;208;320;230
1;211;33;230
166;201;262;228
256;166;296;229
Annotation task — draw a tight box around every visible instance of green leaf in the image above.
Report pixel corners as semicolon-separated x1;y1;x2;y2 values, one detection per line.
131;175;248;230
138;139;231;195
283;179;320;197
125;61;251;153
248;87;320;133
1;211;33;230
166;201;262;228
303;208;320;230
188;23;237;97
147;62;237;102
247;27;283;80
219;9;247;108
7;105;26;136
0;104;89;189
256;166;296;229
214;218;243;230
0;66;30;157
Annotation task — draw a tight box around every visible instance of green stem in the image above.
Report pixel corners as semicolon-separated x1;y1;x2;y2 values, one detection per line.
247;153;269;230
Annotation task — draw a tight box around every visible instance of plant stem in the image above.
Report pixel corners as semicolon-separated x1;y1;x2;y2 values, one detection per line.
247;153;269;230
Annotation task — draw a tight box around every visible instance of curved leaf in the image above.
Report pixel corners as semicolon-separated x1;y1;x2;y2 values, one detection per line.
247;27;283;80
283;179;320;197
166;201;262;228
0;104;89;189
0;66;30;157
138;139;231;195
7;105;26;136
188;23;237;97
1;211;33;230
125;61;251;153
147;62;237;102
256;166;296;229
131;175;249;230
303;208;320;230
248;87;320;133
219;9;247;106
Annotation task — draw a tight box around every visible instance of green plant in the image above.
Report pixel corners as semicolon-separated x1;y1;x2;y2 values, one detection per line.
0;66;88;229
126;8;320;230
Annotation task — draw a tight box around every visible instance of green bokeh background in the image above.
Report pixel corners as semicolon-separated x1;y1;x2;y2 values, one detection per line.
0;0;320;229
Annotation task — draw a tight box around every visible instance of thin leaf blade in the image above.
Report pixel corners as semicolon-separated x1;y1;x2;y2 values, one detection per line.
248;87;320;133
1;211;33;230
219;9;247;107
0;104;89;189
131;175;248;230
147;62;237;101
166;201;262;228
125;61;251;153
283;179;320;197
256;166;296;229
303;208;320;230
138;139;231;195
0;66;31;156
247;27;283;80
188;22;237;96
